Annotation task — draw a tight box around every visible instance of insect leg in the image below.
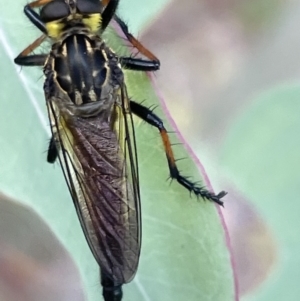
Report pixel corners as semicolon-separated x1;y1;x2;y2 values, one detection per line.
102;1;160;70
116;14;160;71
27;0;53;8
24;0;53;33
101;0;120;31
14;0;50;65
130;101;227;205
14;35;47;66
101;271;123;301
47;136;58;164
114;15;160;63
120;57;160;71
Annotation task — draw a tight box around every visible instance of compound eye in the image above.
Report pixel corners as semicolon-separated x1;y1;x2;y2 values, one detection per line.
40;0;70;22
76;0;102;14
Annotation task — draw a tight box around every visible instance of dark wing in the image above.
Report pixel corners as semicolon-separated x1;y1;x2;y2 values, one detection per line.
46;87;141;284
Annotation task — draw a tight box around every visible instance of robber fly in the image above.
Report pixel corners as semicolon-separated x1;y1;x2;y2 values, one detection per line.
14;0;226;300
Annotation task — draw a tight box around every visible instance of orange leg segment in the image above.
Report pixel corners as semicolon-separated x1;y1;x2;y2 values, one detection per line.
102;0;110;6
114;15;159;62
16;35;47;58
129;100;227;205
28;0;53;8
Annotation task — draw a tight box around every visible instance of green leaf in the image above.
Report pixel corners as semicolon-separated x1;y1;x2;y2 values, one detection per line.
0;2;236;301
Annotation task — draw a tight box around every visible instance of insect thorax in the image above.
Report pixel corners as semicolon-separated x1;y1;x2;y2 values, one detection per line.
45;29;124;116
